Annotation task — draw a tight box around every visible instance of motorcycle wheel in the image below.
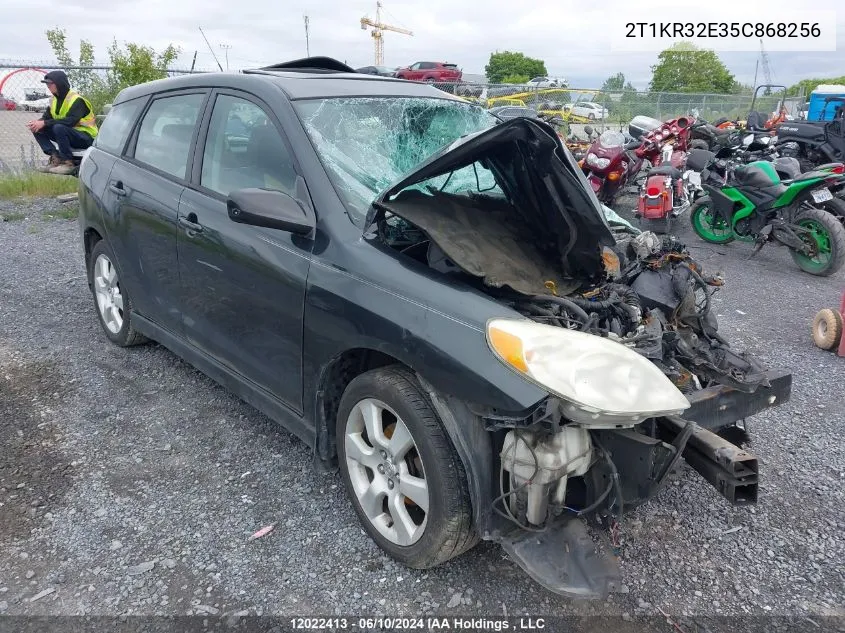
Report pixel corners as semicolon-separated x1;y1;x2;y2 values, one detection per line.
817;196;845;226
790;207;845;276
690;198;735;244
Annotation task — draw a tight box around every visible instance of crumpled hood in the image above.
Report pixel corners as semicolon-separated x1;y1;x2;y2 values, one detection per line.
367;117;617;287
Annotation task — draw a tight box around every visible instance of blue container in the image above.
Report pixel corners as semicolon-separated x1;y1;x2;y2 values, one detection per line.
807;86;845;121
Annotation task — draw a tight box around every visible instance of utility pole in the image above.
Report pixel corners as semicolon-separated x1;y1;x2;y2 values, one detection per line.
304;15;310;57
219;43;232;71
190;51;197;72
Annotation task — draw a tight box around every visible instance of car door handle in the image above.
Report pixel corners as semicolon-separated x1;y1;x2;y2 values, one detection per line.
108;181;126;196
178;214;204;233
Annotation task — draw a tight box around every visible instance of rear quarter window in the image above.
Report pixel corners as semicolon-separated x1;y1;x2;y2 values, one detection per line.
94;99;144;155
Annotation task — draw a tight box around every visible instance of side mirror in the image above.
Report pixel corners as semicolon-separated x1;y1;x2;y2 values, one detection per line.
584;125;594;136
227;188;315;236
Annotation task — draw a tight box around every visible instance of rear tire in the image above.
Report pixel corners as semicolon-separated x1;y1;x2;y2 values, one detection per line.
790;207;845;276
817;196;845;226
87;240;148;347
689;139;709;151
336;365;477;569
638;217;671;234
812;308;843;350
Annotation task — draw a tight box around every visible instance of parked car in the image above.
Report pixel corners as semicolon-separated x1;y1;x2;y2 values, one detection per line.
566;101;609;120
77;57;790;600
526;76;566;88
0;94;17;111
394;61;462;83
355;65;396;77
18;90;51;112
487;105;539;120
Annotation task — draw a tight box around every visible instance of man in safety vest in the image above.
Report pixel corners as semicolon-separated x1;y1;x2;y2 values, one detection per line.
25;70;98;175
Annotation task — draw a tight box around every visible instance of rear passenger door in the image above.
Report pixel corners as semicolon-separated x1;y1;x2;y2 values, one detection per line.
106;90;209;334
176;90;314;414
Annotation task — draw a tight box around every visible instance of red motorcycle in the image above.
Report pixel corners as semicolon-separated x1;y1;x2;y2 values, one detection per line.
634;115;699;233
581;126;657;205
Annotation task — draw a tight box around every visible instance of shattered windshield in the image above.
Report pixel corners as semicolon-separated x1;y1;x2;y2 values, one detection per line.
293;97;497;224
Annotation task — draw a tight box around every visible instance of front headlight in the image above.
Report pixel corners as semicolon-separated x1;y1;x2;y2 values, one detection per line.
587;153;610;170
486;318;690;427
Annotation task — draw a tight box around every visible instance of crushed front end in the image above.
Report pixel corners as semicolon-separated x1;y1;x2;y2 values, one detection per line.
370;117;791;598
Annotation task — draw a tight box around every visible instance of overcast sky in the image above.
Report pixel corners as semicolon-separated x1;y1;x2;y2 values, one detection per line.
1;0;842;89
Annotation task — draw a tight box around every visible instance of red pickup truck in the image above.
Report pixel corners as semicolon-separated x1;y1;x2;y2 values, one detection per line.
394;61;462;83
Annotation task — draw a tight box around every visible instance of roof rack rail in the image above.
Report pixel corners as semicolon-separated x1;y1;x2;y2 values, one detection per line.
243;56;356;75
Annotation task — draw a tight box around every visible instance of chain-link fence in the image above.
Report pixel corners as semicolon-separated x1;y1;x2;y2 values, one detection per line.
0;61;205;172
435;81;806;134
1;60;806;173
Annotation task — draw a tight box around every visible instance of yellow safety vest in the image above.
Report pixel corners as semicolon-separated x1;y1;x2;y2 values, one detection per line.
50;90;99;138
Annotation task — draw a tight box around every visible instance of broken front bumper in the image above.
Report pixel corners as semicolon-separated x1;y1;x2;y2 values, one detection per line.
494;370;792;600
683;368;792;431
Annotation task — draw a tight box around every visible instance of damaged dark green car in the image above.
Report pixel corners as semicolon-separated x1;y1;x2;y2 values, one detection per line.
78;57;792;599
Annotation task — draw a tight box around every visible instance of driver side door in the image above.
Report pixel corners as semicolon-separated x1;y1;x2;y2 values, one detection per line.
176;90;315;415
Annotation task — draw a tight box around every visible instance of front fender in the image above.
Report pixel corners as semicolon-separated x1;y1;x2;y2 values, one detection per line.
303;254;549;418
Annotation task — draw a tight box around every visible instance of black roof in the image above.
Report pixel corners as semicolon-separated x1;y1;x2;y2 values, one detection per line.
114;56;465;105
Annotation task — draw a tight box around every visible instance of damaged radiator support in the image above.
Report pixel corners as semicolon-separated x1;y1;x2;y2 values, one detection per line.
657;416;759;505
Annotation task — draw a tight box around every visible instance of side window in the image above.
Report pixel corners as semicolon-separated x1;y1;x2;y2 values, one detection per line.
200;94;297;198
95;99;143;155
133;93;205;180
409;63;421;71
419;62;435;70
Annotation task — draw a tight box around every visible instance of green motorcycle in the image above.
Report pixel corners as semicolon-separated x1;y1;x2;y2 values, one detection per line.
687;149;845;276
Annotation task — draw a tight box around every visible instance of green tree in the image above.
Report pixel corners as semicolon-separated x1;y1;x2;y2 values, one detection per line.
106;41;179;94
601;72;635;93
786;76;845;97
649;42;737;94
500;74;530;85
485;51;547;84
44;29;180;115
45;27;98;95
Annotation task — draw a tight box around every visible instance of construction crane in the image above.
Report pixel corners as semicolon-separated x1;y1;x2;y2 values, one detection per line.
759;39;773;93
360;2;413;66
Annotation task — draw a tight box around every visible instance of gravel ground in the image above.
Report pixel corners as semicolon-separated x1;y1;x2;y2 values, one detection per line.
0;194;843;629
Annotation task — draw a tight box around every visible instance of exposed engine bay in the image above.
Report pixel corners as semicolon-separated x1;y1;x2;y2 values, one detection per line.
376;192;769;399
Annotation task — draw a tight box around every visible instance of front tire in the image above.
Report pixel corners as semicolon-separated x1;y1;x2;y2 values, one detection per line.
87;240;147;347
336;366;477;569
790;207;845;276
690;198;735;244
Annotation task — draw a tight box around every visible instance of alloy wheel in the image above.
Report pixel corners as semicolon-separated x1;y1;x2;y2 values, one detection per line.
343;398;429;546
93;253;124;334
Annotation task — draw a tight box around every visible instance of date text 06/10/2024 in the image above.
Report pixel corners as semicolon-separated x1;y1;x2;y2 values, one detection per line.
289;617;547;631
